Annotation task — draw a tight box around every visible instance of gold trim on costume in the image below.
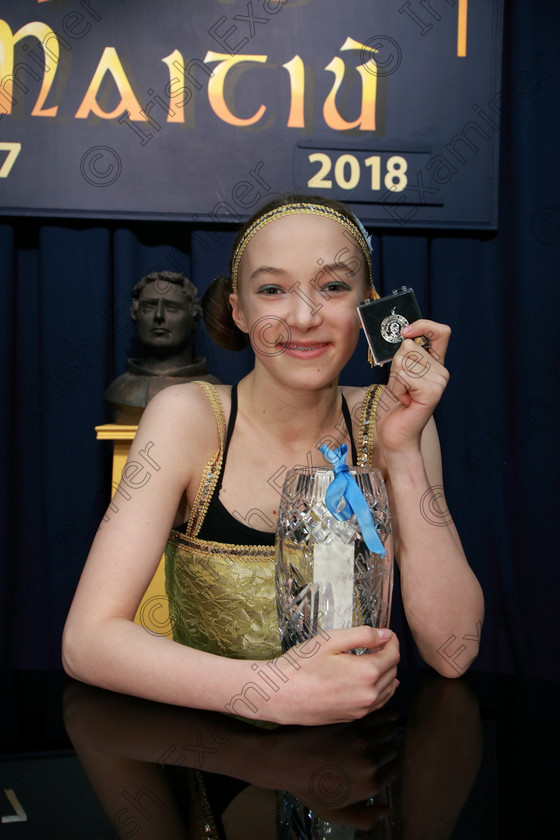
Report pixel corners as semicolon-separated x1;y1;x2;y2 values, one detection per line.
186;381;226;539
358;384;385;467
168;530;275;562
231;202;374;293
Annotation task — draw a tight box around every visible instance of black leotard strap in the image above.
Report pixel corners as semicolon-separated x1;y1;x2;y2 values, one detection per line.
213;383;237;494
223;384;238;459
341;394;358;464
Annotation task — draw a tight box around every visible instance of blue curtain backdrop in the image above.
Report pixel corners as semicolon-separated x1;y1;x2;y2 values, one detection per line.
1;1;558;679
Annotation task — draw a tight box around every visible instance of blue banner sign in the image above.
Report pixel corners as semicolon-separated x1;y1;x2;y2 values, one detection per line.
0;0;505;228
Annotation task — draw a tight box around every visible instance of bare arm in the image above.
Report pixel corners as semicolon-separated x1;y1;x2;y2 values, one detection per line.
62;384;255;709
375;322;484;677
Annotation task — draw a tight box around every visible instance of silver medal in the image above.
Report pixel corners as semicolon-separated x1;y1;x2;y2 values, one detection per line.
381;308;409;343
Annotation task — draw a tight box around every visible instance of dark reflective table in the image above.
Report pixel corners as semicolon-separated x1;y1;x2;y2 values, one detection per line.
1;668;558;838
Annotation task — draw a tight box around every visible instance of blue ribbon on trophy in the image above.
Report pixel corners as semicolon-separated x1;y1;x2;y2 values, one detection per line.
319;443;386;556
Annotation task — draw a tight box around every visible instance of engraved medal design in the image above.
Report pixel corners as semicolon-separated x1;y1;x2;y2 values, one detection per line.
381;307;409;343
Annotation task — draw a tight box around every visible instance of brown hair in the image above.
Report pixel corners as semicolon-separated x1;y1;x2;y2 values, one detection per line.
202;193;372;351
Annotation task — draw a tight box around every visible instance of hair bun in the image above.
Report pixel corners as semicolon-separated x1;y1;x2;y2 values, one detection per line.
202;276;249;351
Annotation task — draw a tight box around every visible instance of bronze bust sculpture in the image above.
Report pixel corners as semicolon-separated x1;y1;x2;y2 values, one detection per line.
104;271;219;423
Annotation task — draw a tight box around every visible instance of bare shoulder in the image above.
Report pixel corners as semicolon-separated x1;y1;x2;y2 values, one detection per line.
127;382;230;483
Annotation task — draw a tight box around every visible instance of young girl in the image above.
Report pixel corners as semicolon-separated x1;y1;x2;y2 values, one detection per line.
62;195;484;725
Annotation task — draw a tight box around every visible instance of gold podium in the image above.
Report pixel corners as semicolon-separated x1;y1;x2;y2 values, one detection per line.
95;424;172;637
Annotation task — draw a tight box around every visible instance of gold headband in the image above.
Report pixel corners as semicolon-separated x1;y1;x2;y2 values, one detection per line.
231;202;375;294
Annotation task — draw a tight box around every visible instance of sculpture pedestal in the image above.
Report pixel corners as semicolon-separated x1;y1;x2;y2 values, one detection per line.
95;424;171;637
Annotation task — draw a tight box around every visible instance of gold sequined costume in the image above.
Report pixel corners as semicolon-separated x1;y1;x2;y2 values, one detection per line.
165;381;384;660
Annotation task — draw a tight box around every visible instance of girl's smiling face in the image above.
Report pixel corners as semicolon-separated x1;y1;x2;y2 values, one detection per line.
230;213;371;389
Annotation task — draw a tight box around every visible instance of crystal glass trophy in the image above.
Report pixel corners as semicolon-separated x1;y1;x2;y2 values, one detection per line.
275;447;393;651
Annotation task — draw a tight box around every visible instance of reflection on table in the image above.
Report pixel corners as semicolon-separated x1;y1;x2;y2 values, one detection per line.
1;669;558;838
63;672;483;839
